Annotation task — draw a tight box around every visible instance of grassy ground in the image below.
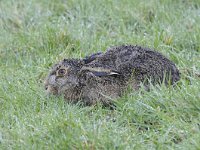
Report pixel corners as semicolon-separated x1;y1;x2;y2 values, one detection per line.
0;0;200;149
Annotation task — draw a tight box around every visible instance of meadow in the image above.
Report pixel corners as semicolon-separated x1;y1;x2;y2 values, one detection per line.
0;0;200;149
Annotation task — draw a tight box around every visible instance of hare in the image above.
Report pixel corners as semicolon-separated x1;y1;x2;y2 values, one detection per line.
44;45;180;106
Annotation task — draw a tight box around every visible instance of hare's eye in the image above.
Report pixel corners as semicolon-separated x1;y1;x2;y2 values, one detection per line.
56;68;68;77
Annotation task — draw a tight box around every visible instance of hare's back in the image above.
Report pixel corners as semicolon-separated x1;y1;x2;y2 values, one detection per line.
109;45;180;84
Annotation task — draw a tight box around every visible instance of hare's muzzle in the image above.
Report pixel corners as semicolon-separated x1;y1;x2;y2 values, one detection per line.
45;85;58;95
44;75;58;95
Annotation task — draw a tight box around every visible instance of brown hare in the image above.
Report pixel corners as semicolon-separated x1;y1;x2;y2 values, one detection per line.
44;45;180;106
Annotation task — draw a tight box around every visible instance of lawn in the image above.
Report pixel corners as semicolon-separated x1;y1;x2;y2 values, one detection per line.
0;0;200;149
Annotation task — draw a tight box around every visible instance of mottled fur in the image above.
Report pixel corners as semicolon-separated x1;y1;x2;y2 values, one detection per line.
44;45;180;106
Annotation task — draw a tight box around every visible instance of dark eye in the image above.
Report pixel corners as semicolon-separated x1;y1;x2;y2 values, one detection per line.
56;68;68;77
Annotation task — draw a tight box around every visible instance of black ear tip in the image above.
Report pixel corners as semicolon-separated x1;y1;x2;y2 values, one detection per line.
91;70;121;77
95;52;102;55
83;52;102;64
63;58;68;62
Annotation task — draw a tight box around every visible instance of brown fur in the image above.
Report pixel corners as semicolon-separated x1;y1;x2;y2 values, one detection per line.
44;45;180;106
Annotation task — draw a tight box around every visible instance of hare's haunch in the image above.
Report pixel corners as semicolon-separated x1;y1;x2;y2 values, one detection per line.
44;45;180;106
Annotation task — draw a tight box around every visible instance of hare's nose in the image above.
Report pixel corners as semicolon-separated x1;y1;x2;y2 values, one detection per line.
45;85;48;90
45;85;58;95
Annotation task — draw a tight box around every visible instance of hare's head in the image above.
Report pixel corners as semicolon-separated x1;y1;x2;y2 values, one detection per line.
44;59;84;95
44;52;103;96
44;52;121;100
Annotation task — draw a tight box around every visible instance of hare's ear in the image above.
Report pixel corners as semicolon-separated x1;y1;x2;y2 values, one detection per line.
82;52;102;64
92;71;120;77
81;66;120;77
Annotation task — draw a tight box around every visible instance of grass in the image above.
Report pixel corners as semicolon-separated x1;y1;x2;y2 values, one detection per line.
0;0;200;149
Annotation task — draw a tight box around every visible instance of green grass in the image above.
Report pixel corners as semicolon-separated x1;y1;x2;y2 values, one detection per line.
0;0;200;149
